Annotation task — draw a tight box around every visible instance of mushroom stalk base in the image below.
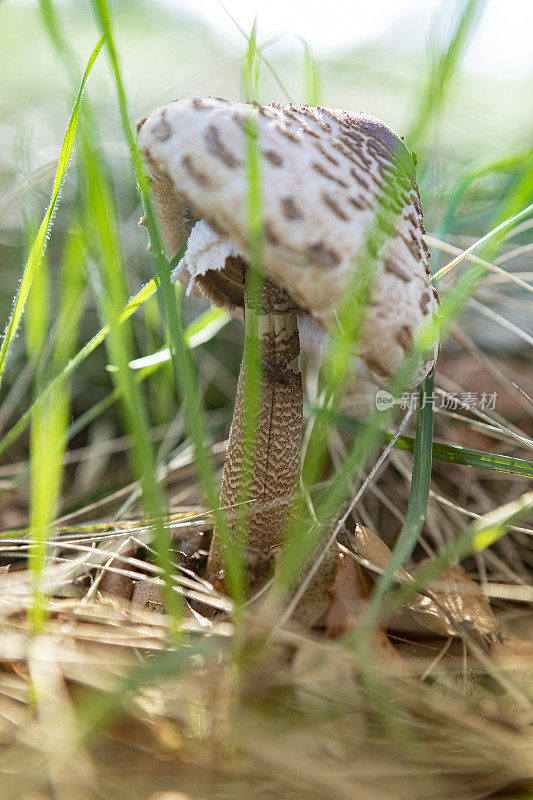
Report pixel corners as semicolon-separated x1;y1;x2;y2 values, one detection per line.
206;280;303;587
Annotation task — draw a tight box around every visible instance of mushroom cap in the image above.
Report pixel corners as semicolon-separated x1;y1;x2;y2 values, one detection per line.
138;97;439;384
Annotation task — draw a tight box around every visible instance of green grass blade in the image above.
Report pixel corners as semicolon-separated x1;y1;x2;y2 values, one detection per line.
52;224;88;371
331;412;533;478
90;0;224;545
127;308;231;370
301;0;486;492
28;383;69;632
24;228;49;367
82;137;181;623
433;202;533;280
26;229;84;633
407;0;486;146
0;36;103;386
24;0;185;625
303;41;319;106
441;152;528;236
412;202;533;374
0;274;163;460
70;307;229;443
425;440;533;476
0;271;227;477
496;149;533;223
357;375;435;633
38;0;77;76
225;114;264;605
387;490;533;616
243;16;261;103
179;307;231;350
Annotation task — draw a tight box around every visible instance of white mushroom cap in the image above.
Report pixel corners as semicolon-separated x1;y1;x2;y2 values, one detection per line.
138;97;439;385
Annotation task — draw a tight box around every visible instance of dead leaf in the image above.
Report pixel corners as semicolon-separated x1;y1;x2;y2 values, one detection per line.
324;548;405;668
325;552;370;637
351;523;412;583
350;525;500;645
131;581;163;612
99;547;134;600
407;561;501;645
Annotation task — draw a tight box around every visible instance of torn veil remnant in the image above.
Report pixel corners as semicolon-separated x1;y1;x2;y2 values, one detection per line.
137;98;439;589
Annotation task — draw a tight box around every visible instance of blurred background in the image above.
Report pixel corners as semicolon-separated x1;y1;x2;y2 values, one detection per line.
0;0;532;515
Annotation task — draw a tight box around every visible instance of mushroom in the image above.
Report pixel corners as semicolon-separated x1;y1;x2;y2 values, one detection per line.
137;98;438;587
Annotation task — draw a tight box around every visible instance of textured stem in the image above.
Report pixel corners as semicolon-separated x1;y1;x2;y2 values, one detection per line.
206;280;303;586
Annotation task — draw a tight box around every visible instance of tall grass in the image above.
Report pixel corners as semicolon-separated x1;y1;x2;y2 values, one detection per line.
0;36;102;385
1;37;103;630
303;41;320;106
359;374;435;632
27;225;87;630
90;0;229;576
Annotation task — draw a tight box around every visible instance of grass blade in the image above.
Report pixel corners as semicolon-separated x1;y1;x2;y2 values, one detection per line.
433;202;533;280
225;114;264;604
26;227;85;633
0;273;163;460
407;0;487;146
388;490;533;616
90;0;225;545
127;308;231;370
243;16;261;103
28;382;68;631
303;41;319;106
0;36;103;386
357;375;435;633
82;133;181;622
331;412;533;478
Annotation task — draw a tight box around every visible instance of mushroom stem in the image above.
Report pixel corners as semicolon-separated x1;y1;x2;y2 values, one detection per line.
206;279;303;586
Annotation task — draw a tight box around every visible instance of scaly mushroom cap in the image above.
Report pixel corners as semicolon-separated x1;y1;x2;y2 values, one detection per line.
137;97;439;384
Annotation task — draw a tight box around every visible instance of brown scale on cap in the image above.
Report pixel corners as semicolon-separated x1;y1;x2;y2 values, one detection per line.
263;149;284;166
350;168;372;193
181;154;210;186
323;192;352;222
396;324;414;350
137;97;440;596
314;139;340;166
312;161;350;188
420;289;432;314
204;124;241;167
384;257;412;283
348;195;368;212
281;197;304;221
306;240;342;268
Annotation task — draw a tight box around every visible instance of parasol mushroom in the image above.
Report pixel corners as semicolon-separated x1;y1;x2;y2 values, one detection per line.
137;98;438;587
